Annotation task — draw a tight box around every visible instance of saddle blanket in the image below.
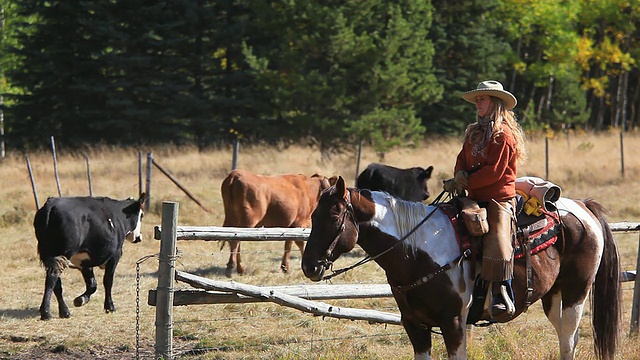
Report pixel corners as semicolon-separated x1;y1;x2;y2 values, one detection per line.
514;210;561;258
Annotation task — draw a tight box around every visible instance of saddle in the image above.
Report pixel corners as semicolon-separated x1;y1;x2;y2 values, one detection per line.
440;196;562;326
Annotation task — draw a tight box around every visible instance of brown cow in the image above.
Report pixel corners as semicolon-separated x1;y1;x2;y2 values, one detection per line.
221;169;333;277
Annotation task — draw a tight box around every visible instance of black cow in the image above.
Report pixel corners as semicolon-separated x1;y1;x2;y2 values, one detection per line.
356;163;434;201
34;194;146;320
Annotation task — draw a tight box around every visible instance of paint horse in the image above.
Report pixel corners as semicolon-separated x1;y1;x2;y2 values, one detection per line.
302;176;620;360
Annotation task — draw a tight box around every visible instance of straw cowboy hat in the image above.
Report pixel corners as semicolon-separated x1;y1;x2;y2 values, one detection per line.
461;80;517;110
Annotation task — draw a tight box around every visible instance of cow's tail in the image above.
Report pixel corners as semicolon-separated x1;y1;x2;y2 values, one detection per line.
42;256;70;276
34;202;53;261
585;199;620;360
220;172;239;251
34;201;70;275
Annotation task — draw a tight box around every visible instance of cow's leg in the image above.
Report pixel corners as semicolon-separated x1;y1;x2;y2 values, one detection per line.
73;267;97;307
281;240;293;273
281;240;305;273
102;259;119;313
40;269;70;320
53;277;71;319
226;240;245;277
39;271;55;320
402;320;432;360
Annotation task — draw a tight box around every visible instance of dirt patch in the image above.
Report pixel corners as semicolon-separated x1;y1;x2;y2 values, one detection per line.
0;341;157;360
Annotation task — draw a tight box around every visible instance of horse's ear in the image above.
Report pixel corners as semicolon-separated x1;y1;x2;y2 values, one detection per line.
336;176;347;200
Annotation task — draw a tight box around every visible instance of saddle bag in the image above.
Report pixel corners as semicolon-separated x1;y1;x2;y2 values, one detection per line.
459;198;489;237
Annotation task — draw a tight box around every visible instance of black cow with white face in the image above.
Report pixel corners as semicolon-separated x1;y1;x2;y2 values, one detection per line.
34;194;146;320
356;163;433;202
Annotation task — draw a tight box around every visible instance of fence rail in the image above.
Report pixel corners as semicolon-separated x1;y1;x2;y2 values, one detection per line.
151;205;640;359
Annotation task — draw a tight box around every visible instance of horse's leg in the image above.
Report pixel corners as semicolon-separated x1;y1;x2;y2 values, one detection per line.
402;320;432;360
439;314;468;359
226;240;241;277
73;267;97;307
542;287;587;360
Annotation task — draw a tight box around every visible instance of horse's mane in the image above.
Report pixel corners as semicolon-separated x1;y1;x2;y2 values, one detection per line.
380;193;431;258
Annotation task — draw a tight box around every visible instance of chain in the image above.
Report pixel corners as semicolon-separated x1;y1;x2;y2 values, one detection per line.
136;254;158;360
136;261;141;360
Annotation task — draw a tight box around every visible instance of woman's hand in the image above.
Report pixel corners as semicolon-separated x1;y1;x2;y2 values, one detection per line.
443;178;462;193
455;170;469;188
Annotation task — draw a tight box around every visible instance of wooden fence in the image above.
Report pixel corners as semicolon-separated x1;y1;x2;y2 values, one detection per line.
150;201;640;359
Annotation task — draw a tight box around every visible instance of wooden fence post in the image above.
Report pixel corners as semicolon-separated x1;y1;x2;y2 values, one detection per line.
25;155;40;209
145;152;152;210
151;158;213;213
155;201;178;360
620;132;625;177
232;138;240;170
631;230;640;335
82;152;93;196
50;136;62;197
138;151;143;196
545;137;549;180
355;140;363;186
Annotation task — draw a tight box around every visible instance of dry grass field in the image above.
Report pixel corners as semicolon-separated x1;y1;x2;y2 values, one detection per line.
0;131;639;359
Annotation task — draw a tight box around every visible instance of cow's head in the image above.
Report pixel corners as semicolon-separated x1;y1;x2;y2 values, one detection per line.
416;166;434;200
125;193;146;243
312;174;338;191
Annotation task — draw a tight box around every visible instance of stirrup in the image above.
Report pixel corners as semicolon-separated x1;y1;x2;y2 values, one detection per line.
492;283;515;316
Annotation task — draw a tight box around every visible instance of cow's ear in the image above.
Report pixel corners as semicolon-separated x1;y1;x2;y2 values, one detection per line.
138;193;147;208
320;176;330;190
336;176;347;200
420;166;434;180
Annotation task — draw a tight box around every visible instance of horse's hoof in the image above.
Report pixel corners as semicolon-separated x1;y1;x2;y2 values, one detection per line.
60;311;70;319
40;313;52;321
280;264;289;273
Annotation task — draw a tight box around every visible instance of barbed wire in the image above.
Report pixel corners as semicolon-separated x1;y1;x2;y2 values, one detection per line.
136;241;636;359
173;330;408;357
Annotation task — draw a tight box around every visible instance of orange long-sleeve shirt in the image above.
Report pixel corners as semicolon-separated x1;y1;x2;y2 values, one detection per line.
454;126;517;202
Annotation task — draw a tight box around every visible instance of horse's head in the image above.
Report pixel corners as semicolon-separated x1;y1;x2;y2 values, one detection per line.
302;176;359;281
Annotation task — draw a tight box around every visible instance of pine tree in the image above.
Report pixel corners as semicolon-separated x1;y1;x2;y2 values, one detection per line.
424;0;512;135
245;0;442;156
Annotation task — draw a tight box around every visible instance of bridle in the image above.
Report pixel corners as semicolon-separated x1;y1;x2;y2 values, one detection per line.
319;189;359;271
320;190;449;281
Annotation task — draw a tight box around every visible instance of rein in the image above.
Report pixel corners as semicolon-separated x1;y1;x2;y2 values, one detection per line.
392;249;471;293
322;190;448;281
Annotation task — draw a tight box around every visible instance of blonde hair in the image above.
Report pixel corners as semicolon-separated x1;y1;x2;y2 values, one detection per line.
464;97;527;163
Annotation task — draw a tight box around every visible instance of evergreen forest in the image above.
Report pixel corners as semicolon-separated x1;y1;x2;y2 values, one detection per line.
0;0;638;154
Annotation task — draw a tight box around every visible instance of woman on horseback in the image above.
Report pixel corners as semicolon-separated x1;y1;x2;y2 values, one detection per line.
444;80;527;317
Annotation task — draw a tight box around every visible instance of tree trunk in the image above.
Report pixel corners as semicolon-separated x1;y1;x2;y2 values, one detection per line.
620;71;629;131
631;74;639;130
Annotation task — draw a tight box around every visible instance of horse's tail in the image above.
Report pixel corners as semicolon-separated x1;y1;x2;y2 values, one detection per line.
584;199;621;360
